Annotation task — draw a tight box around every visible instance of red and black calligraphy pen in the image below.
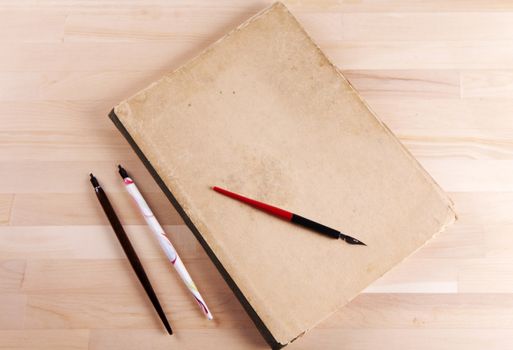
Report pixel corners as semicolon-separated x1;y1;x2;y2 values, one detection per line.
212;186;366;246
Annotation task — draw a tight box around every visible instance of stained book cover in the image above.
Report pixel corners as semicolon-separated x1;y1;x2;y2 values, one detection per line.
109;2;456;348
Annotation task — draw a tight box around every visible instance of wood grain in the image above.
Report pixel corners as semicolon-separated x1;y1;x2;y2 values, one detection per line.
0;330;90;350
1;1;512;349
0;194;13;225
0;260;26;292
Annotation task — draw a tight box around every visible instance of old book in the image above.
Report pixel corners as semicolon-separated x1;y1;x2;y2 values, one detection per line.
109;2;456;348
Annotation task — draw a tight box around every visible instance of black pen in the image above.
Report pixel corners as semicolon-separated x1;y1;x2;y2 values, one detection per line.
89;173;173;335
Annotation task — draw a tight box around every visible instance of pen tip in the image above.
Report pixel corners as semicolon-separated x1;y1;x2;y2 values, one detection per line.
164;322;173;335
341;235;367;246
118;165;129;179
89;173;100;188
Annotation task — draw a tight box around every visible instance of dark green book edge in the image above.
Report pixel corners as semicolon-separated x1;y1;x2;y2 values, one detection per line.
109;109;285;350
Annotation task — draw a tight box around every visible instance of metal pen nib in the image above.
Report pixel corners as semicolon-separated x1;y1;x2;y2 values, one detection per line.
340;234;367;246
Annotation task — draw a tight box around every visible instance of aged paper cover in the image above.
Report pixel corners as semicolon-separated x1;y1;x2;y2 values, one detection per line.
111;2;456;348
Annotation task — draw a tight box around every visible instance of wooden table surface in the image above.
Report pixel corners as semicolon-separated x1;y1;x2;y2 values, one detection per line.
1;1;513;349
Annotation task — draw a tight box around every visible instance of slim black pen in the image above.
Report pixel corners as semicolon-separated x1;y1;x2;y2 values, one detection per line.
89;173;173;335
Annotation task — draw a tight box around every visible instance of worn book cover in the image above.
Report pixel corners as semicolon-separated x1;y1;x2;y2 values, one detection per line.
109;2;456;348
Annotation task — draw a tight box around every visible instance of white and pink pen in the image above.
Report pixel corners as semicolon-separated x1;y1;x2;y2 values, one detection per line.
118;165;213;320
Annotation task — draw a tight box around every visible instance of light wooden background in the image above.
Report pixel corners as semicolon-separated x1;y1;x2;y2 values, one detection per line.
1;0;513;349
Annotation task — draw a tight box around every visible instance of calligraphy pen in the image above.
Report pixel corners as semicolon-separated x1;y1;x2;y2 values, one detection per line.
212;186;366;246
89;173;173;334
118;165;213;320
